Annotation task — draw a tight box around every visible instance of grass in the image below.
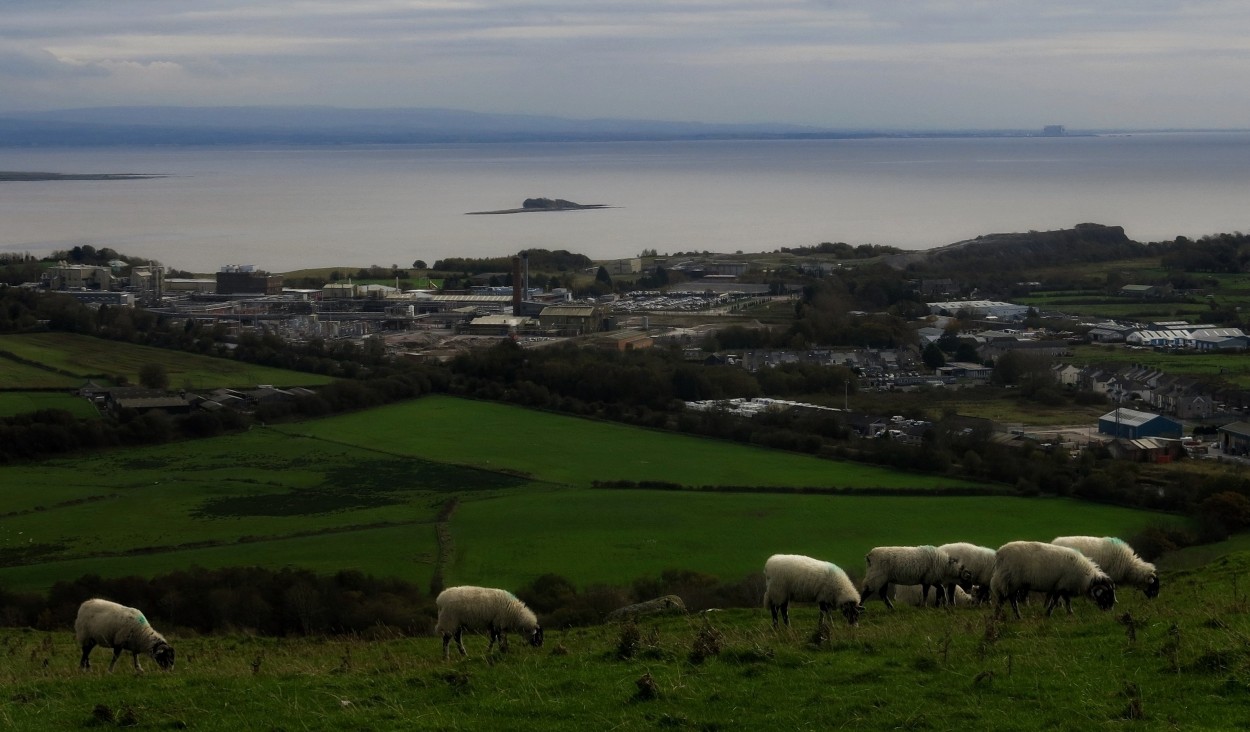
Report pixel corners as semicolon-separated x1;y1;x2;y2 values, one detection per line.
2;546;1249;729
273;395;986;489
0;396;1179;595
1066;343;1250;386
0;392;99;418
0;357;83;389
0;333;336;389
448;489;1173;589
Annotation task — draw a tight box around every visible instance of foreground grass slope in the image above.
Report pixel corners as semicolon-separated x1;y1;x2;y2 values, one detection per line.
2;549;1247;730
0;396;1178;593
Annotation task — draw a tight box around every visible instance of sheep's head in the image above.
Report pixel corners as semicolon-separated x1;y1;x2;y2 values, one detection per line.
958;564;974;587
1087;577;1117;610
152;642;175;671
528;626;544;648
840;601;865;627
1144;574;1160;599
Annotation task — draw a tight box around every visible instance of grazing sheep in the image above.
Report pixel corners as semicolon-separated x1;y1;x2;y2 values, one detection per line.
763;554;864;628
435;586;544;659
990;541;1117;619
937;542;997;605
861;545;972;609
75;599;174;672
1052;536;1160;599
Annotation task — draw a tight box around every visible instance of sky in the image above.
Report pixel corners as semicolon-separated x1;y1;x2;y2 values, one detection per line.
1;1;1248;130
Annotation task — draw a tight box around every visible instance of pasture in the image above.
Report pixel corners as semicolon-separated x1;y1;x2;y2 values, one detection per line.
0;391;99;418
1;547;1247;730
272;395;987;489
0;396;1180;594
0;333;335;389
1066;344;1250;387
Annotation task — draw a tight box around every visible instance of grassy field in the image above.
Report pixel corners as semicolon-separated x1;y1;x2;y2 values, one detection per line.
1;546;1247;730
1066;343;1250;386
449;490;1172;589
0;391;99;418
0;396;1179;595
0;357;83;390
272;396;987;489
0;333;335;389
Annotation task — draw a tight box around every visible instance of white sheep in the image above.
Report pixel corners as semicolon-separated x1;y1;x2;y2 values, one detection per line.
763;554;864;628
1052;536;1160;599
435;586;544;659
937;542;997;604
990;540;1117;619
75;598;175;672
861;545;972;609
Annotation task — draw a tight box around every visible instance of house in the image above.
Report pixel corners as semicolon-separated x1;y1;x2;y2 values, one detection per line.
936;361;993;380
1105;437;1185;463
598;330;654;351
1097;408;1182;440
1120;284;1165;298
1052;364;1084;387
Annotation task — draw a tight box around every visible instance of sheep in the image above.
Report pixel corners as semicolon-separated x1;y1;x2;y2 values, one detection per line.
435;586;544;659
937;542;997;605
860;545;972;609
74;598;174;672
1052;536;1160;599
763;554;864;628
990;540;1117;619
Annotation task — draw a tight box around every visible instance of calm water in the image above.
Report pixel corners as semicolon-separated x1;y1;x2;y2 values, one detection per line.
1;133;1247;273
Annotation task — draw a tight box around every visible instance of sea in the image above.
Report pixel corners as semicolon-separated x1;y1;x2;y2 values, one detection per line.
1;132;1248;274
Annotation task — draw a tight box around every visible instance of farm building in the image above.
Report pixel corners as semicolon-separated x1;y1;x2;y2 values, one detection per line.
1098;408;1182;440
1218;422;1250;456
926;300;1031;321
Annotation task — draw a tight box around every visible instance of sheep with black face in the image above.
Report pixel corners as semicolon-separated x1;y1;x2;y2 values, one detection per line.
763;553;864;629
990;541;1117;619
75;599;174;672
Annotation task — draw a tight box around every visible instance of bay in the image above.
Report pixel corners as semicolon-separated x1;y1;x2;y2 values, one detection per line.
0;133;1247;273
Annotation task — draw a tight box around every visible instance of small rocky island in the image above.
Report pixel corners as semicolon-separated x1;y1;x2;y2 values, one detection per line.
0;171;167;182
466;197;609;215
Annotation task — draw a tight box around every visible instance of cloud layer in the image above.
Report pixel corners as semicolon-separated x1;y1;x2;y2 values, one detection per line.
2;1;1248;128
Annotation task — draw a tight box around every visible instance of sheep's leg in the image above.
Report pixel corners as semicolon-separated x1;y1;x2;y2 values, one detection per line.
441;633;453;659
880;586;895;611
943;583;955;606
108;647;123;672
454;629;468;657
818;600;832;623
1008;593;1022;620
768;602;780;628
79;641;95;670
132;651;143;672
1062;594;1074;615
780;601;790;627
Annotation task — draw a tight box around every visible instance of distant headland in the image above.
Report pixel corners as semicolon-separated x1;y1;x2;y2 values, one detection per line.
466;197;610;215
0;171;166;182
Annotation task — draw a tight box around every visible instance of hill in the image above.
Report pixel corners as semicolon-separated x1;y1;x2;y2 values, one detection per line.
885;223;1150;272
1;545;1247;729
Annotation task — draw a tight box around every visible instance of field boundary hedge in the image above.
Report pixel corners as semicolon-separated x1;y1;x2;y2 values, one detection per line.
591;479;1010;497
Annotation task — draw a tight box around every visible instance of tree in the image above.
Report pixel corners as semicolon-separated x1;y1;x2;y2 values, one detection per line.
595;266;613;287
922;343;946;370
412;260;427;270
138;362;170;390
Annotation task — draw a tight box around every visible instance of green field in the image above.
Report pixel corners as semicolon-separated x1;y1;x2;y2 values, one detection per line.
0;357;83;389
273;396;987;489
0;332;335;389
1;547;1246;730
449;490;1169;589
1066;343;1250;386
0;391;100;418
0;396;1179;594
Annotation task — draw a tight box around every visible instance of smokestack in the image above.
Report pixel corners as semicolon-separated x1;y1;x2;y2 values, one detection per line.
512;256;522;316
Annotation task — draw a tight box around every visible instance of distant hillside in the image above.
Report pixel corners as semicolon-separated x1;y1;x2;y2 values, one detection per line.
885;223;1150;272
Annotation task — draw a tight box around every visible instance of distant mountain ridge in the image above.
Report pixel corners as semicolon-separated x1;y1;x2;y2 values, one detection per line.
0;106;853;146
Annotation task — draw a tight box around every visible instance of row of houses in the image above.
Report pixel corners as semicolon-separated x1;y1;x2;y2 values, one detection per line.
1052;363;1235;420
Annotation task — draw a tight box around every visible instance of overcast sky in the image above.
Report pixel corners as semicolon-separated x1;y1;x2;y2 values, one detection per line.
2;1;1248;129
